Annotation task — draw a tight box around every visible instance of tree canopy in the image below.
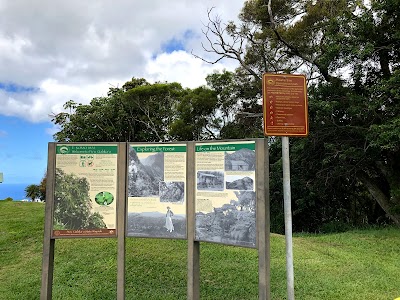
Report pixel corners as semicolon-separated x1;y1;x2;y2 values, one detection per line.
52;0;400;231
196;0;400;229
54;169;106;230
24;184;40;202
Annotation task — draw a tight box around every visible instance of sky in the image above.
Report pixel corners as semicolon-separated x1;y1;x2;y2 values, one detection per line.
0;0;244;185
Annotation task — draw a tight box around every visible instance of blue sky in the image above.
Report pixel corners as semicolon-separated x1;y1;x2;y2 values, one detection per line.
0;34;193;186
0;1;241;191
0;115;53;184
0;33;194;185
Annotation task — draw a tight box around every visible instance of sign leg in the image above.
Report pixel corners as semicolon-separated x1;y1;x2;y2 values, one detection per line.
40;143;56;300
187;142;200;300
257;138;271;300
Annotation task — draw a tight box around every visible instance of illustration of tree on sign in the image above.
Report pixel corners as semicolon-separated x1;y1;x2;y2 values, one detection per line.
54;168;106;230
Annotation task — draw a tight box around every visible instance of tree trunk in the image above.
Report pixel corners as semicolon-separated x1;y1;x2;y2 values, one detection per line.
357;173;400;226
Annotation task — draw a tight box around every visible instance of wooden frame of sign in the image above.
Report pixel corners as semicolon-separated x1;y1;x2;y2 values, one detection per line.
40;142;126;299
40;139;270;300
187;138;270;299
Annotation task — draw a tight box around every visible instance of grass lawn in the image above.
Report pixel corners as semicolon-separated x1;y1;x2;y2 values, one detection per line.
0;200;399;299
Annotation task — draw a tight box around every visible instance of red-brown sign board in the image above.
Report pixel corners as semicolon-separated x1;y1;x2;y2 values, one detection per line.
263;73;309;137
53;229;115;238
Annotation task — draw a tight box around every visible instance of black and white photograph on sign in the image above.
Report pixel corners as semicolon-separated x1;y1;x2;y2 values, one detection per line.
197;171;224;191
127;144;187;239
128;148;164;197
195;191;256;247
159;182;184;203
127;208;186;238
224;148;256;171
225;175;254;190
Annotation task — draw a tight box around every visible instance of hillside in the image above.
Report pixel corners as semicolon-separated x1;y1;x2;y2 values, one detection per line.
127;149;163;197
1;201;400;299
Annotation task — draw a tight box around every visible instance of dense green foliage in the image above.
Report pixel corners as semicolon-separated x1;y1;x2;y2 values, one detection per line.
52;78;224;142
1;201;400;299
24;174;47;202
24;184;40;202
197;0;400;231
54;168;106;229
39;174;46;201
52;0;400;232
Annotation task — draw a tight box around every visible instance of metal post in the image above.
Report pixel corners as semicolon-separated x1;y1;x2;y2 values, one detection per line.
282;136;295;300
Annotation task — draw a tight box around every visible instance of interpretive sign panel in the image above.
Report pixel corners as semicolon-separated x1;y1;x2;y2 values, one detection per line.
195;141;256;248
263;73;308;137
52;144;118;238
127;144;187;239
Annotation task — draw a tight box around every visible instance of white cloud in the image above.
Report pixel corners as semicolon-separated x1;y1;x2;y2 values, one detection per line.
0;0;244;123
145;50;236;88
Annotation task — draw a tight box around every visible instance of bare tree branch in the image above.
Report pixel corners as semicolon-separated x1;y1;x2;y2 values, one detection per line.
192;7;261;80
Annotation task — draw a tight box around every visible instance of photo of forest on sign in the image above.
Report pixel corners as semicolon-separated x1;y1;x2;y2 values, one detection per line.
159;181;184;203
195;191;256;247
53;168;106;230
128;148;164;197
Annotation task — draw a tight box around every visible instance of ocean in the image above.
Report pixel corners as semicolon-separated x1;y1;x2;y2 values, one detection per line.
0;183;29;201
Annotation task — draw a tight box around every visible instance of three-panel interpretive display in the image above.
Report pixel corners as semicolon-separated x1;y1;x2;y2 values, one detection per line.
48;141;261;248
42;139;270;300
48;141;256;247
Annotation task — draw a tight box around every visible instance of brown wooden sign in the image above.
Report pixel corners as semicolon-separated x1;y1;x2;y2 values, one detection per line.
263;73;308;137
53;229;115;238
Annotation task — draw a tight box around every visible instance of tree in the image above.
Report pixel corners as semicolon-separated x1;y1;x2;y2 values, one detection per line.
169;86;219;140
53;77;226;143
54;168;106;229
39;174;46;201
197;0;400;228
52;78;186;143
24;184;40;202
205;70;264;139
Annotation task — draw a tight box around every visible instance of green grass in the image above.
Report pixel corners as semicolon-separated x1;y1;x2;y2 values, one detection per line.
1;200;400;299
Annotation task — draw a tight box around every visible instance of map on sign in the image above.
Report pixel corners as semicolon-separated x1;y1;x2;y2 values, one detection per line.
263;73;308;137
